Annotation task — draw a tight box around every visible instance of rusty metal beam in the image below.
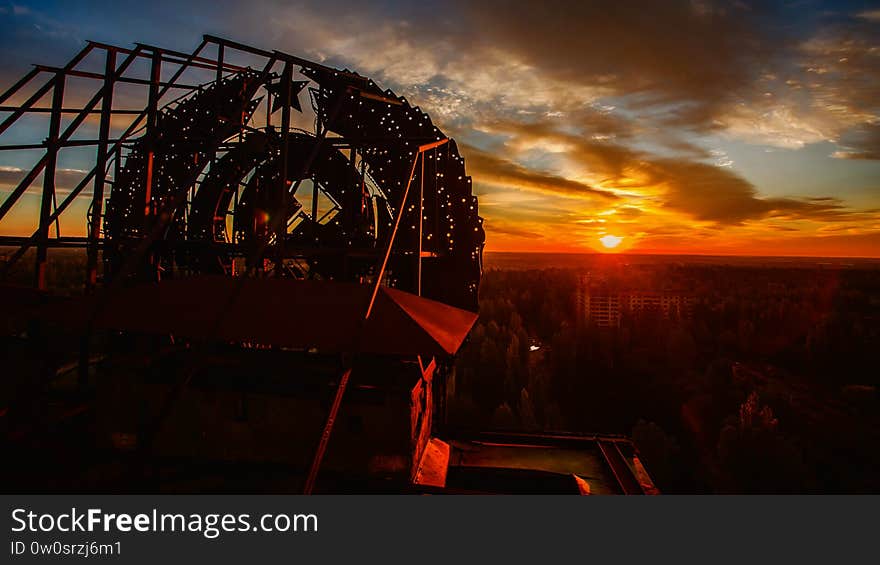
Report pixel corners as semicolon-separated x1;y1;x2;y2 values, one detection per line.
33;66;197;90
134;42;246;72
419;138;449;153
302;367;352;494
0;67;40;106
0;139;130;151
418;148;425;296
0;47;142;223
277;62;294;275
0;44;93;137
34;71;65;290
0;106;149;114
86;49;117;290
204;34;367;86
204;35;275;59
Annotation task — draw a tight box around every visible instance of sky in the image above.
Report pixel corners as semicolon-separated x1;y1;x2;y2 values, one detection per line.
1;0;879;256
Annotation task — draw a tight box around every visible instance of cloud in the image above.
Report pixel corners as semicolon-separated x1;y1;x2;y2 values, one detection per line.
0;166;92;195
455;1;770;122
857;9;880;22
482;217;545;240
832;123;880;160
650;157;875;224
460;143;619;201
753;230;880;258
479;118;878;225
713;15;880;156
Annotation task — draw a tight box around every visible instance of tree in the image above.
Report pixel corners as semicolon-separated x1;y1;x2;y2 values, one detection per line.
519;388;538;431
491;403;517;430
715;391;813;493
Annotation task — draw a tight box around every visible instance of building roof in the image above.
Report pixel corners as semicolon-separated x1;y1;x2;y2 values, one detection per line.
446;441;619;494
39;276;478;357
415;432;659;495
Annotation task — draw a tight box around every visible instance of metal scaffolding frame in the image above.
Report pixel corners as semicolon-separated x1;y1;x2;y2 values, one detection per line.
0;35;484;310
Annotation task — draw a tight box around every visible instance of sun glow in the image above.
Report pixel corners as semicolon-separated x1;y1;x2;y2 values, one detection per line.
599;235;623;249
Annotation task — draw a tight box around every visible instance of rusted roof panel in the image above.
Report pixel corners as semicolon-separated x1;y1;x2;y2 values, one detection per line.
39;276;477;357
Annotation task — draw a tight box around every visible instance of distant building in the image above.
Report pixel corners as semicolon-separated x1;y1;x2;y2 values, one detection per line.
583;292;623;328
580;276;695;328
624;291;695;320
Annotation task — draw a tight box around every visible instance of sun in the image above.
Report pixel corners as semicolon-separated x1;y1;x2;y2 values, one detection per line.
599;235;623;249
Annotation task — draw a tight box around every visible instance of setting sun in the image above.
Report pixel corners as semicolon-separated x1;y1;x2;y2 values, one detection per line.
599;235;623;249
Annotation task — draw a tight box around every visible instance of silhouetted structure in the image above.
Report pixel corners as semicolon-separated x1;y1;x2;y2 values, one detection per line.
0;37;654;494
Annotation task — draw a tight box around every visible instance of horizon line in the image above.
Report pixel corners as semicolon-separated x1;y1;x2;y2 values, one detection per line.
483;250;880;260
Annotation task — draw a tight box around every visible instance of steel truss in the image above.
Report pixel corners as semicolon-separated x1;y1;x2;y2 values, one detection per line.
0;35;485;311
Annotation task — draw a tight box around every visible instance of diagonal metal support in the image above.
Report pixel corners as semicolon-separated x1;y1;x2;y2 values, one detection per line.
0;67;40;106
86;49;118;290
34;71;66;289
0;44;93;137
0;46;142;223
0;40;211;276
